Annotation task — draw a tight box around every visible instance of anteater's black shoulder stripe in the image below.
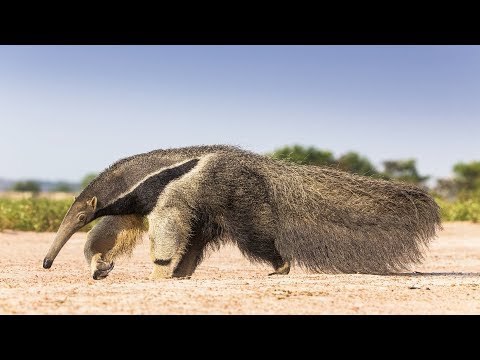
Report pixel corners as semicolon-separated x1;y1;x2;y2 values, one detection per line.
94;158;199;218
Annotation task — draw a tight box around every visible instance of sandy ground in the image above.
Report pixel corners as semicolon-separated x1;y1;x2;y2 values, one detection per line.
1;222;479;314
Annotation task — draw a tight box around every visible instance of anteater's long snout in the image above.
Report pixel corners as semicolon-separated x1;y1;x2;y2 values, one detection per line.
43;225;76;269
43;258;53;269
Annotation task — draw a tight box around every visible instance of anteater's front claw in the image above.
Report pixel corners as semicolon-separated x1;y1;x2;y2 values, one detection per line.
92;261;114;280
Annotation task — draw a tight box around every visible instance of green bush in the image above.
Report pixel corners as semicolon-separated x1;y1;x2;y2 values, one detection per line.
435;196;480;222
0;198;96;232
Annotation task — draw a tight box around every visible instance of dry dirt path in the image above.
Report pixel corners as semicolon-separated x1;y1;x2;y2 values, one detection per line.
1;222;479;314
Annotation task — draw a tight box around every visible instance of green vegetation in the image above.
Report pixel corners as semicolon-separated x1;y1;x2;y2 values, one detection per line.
0;198;96;232
433;162;480;222
435;196;480;223
11;180;41;193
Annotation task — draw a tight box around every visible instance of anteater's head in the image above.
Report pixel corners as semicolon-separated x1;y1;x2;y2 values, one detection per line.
43;195;97;269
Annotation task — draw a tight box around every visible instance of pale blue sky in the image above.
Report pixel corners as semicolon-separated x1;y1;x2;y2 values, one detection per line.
0;45;479;184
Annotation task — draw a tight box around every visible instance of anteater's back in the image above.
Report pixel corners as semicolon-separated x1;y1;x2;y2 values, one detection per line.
230;149;441;274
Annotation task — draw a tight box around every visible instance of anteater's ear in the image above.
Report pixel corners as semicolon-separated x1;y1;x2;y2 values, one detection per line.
87;196;97;211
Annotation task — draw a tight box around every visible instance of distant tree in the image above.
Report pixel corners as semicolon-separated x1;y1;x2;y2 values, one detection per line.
11;180;41;193
50;182;72;192
435;161;480;200
382;159;429;185
80;173;98;190
336;151;379;176
434;178;462;200
452;161;480;192
268;145;335;166
268;146;430;186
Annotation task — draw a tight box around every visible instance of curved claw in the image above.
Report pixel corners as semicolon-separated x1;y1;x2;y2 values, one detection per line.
92;261;114;280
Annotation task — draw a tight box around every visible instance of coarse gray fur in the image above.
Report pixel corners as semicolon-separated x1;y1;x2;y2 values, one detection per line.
43;145;441;279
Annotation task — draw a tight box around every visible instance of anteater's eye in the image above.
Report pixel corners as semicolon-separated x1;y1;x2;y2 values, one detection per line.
78;213;86;222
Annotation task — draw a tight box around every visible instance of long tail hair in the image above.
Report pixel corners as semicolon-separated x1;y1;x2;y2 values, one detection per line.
268;162;441;274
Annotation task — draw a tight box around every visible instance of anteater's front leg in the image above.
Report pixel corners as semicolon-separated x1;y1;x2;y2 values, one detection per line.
173;232;208;278
148;205;194;280
84;215;147;280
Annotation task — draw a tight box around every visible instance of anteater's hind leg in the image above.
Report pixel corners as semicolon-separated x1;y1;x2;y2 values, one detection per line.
84;215;147;280
236;237;291;276
269;257;291;276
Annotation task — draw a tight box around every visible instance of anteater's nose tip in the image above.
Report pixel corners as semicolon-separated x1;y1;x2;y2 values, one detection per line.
43;258;52;269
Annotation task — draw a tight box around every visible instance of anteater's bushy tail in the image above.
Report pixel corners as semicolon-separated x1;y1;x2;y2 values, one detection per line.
268;163;441;274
